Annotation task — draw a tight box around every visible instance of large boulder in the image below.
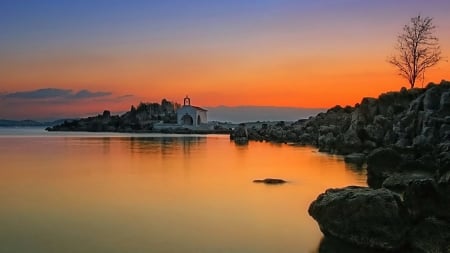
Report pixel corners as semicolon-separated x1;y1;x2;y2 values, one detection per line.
308;186;411;251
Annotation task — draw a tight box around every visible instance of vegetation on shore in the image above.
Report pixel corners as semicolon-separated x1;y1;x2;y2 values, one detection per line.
46;99;181;132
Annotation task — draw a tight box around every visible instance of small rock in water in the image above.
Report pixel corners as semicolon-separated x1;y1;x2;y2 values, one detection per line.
253;178;286;184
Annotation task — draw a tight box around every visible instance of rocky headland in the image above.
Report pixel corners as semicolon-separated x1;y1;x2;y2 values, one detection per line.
46;99;230;134
232;80;450;252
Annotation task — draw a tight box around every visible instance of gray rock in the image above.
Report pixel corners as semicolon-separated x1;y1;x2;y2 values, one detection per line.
308;186;410;251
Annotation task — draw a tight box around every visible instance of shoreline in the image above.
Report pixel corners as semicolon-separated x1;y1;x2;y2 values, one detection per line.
233;80;450;252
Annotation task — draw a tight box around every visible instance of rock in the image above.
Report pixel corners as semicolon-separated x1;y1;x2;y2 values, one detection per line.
382;172;433;193
344;153;366;167
424;86;441;111
308;186;411;251
366;148;403;188
437;144;450;175
318;132;336;152
359;97;378;123
437;171;450;221
440;91;450;111
230;124;249;144
252;178;286;184
367;147;402;166
403;179;441;221
407;217;450;253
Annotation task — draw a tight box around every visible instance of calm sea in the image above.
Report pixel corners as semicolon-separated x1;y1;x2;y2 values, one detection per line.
0;127;366;253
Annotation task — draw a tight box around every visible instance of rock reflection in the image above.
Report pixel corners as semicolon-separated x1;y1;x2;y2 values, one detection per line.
128;136;206;156
316;236;391;253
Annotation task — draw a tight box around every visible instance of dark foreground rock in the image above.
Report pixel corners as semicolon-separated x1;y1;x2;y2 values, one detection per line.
252;178;286;184
309;183;450;252
408;217;450;253
308;186;410;251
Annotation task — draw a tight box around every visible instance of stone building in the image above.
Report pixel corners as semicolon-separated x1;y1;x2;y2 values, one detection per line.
176;96;207;127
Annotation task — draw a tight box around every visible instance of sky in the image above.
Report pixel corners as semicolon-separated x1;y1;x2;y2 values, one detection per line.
1;0;449;120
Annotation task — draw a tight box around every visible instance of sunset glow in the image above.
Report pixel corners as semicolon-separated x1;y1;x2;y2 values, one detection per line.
1;0;449;119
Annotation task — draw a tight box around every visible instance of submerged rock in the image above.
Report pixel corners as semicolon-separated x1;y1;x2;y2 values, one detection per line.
252;178;286;184
308;186;410;251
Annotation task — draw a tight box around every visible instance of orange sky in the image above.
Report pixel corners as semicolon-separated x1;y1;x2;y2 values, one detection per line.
0;1;449;119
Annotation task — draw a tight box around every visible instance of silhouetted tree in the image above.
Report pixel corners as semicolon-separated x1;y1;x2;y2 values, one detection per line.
389;15;442;88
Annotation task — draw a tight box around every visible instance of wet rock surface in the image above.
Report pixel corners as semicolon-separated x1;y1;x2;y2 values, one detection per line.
308;186;411;251
309;178;450;252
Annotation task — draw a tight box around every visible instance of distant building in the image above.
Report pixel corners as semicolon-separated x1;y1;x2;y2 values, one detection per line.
176;96;207;127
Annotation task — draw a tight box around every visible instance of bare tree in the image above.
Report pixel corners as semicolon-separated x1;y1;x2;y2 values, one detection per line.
389;15;442;88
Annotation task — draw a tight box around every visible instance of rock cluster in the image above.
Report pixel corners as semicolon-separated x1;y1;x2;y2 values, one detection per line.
47;100;179;132
309;181;450;252
306;82;450;252
229;123;249;144
230;81;450;252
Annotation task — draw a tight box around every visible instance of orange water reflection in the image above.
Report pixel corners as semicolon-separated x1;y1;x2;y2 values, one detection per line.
0;134;365;253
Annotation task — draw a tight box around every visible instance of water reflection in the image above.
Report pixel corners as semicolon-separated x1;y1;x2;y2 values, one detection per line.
316;236;390;253
0;133;367;253
128;136;205;156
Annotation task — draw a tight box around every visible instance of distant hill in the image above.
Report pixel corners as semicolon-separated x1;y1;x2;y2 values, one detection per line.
0;119;70;127
206;106;325;123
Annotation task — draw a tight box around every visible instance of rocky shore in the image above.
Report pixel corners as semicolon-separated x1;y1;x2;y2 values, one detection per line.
46;100;231;134
232;80;450;252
